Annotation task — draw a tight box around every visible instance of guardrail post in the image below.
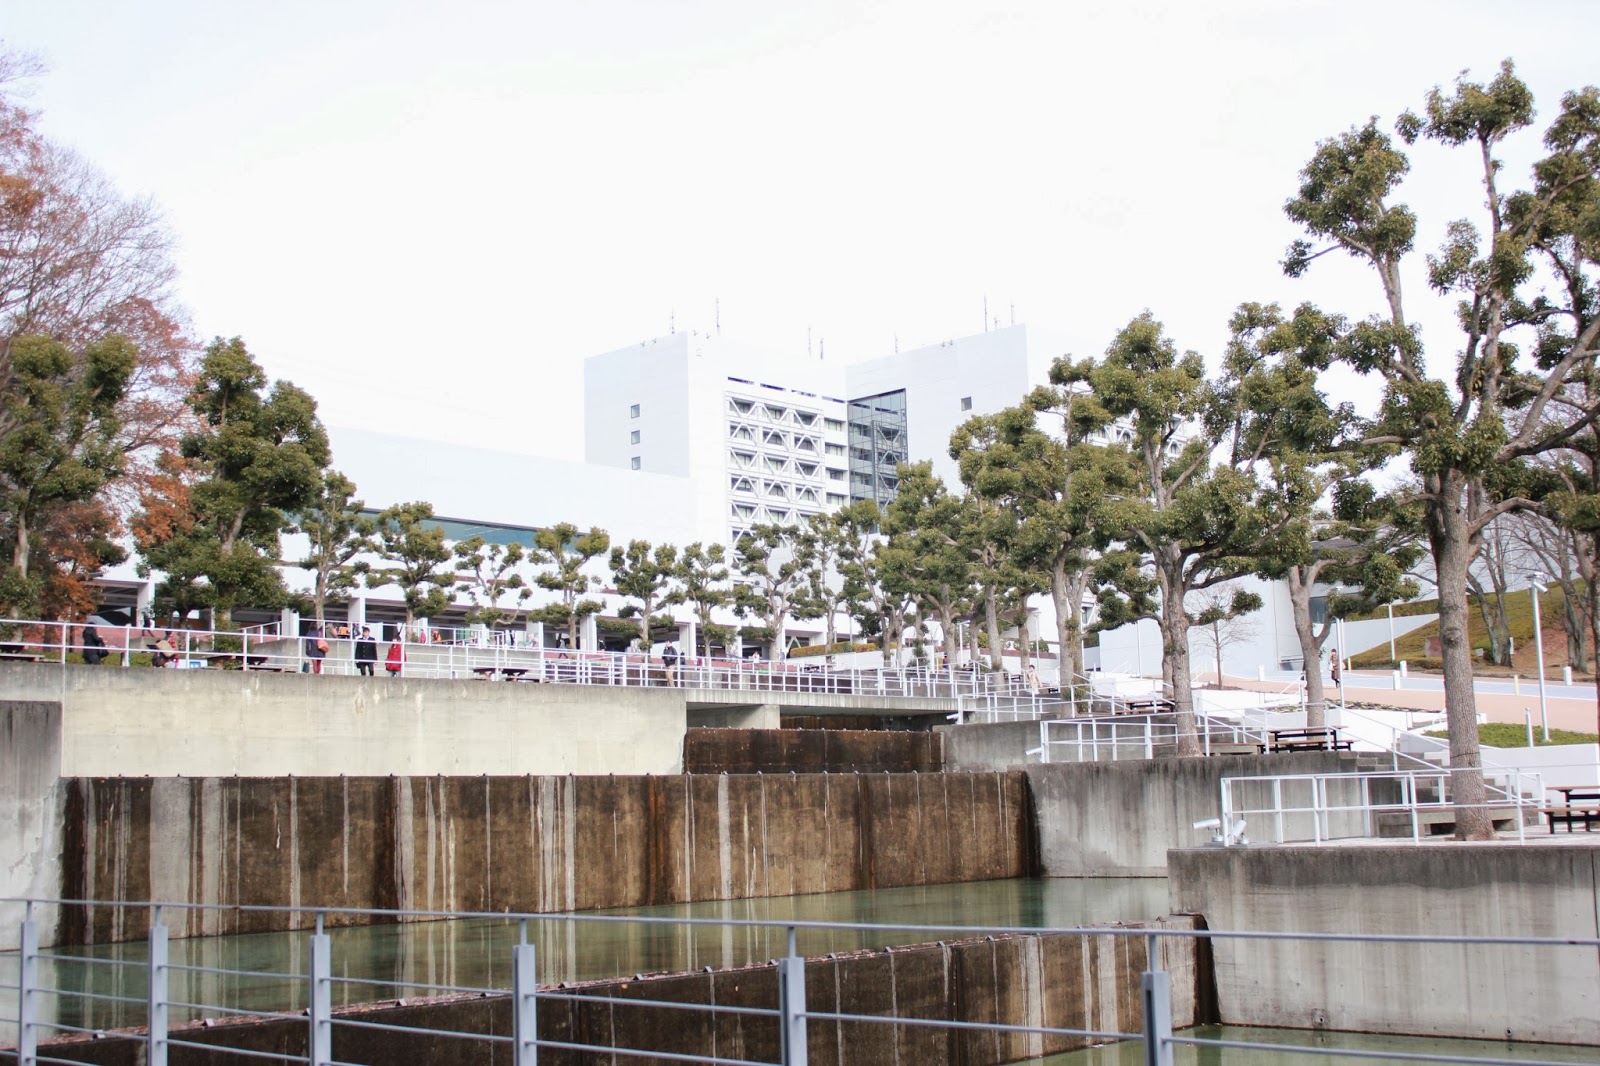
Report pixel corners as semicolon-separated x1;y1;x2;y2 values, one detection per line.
148;910;169;1066
1140;933;1173;1066
778;927;808;1066
512;924;538;1066
18;912;37;1066
309;914;332;1066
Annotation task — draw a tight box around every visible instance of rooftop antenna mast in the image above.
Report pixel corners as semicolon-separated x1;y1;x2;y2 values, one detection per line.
670;307;676;335
1010;303;1015;326
983;294;989;333
715;297;721;337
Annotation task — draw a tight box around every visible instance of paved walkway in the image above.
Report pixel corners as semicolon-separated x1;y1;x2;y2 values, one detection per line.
1235;670;1600;734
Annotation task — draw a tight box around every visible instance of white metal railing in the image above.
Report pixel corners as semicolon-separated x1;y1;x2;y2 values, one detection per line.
0;617;1000;699
1218;767;1546;845
1028;711;1272;764
2;896;1596;1066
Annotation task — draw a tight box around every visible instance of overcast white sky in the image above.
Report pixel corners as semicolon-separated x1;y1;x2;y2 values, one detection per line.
8;0;1598;458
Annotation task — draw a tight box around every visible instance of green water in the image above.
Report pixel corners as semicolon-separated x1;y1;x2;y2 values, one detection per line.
1035;1025;1600;1064
8;877;1169;1033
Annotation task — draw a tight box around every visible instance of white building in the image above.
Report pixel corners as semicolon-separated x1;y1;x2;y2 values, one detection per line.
99;322;1076;655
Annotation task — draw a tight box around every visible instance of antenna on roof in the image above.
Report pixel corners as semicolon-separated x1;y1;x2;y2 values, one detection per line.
670;307;676;335
983;294;989;333
1010;303;1015;326
820;337;825;361
715;297;721;337
894;333;899;353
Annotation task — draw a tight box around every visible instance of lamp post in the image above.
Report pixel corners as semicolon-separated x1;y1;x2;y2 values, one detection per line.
1531;574;1549;743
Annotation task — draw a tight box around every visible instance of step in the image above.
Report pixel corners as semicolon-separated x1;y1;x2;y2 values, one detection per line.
1373;807;1526;837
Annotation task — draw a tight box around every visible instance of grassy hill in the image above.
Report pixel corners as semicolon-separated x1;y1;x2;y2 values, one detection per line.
1350;584;1578;676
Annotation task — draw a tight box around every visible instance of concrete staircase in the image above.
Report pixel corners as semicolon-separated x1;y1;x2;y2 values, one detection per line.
1358;753;1539;837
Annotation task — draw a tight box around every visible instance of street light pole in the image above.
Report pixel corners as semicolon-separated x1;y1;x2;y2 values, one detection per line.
1531;575;1549;742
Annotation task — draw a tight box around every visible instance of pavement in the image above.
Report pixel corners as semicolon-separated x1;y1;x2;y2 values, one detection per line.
1240;670;1600;735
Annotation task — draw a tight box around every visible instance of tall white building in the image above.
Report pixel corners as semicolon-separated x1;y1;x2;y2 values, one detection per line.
584;324;1071;545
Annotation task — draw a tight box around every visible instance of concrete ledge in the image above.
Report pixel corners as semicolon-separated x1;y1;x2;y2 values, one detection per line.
0;662;688;777
1026;751;1356;876
1169;844;1600;1044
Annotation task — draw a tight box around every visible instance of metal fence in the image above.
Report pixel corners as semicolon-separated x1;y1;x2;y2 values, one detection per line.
2;898;1596;1065
0;618;1026;700
1219;766;1547;845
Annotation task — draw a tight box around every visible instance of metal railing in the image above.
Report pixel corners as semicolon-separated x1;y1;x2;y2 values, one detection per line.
2;897;1596;1066
1028;711;1272;763
0;618;1015;700
1218;766;1546;845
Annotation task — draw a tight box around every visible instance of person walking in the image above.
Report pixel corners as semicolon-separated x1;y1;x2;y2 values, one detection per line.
385;638;405;677
662;642;680;686
305;624;327;675
81;626;108;666
354;626;377;676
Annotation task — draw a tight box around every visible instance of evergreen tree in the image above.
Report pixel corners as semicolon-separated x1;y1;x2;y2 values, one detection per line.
731;523;812;658
138;337;329;627
293;470;371;627
882;462;977;666
667;542;732;656
608;539;679;648
368;501;454;628
454;536;532;630
533;523;610;649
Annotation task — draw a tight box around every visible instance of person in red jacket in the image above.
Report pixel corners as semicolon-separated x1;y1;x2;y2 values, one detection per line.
385;638;405;677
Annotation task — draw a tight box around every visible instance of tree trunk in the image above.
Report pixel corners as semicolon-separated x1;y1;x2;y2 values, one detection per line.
1429;497;1490;840
937;590;957;666
983;585;1003;673
1562;591;1587;673
1589;574;1600;736
1159;562;1200;757
14;515;29;579
1052;562;1086;687
1287;567;1328;729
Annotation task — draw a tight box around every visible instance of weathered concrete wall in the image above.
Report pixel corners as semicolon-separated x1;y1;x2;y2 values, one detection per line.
1169;845;1600;1045
0;663;687;777
683;727;946;773
1026;751;1355;876
943;720;1045;771
33;918;1201;1065
58;771;1033;944
0;702;64;950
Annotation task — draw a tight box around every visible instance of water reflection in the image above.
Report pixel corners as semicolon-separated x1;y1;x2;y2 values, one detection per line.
2;877;1170;1035
1033;1025;1600;1065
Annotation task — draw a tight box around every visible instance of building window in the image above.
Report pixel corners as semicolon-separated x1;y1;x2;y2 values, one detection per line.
825;442;845;457
824;418;844;433
630;429;641;445
630;456;641;470
960;396;973;411
630;404;641;418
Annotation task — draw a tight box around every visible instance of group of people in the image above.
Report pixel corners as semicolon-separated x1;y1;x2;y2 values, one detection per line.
303;625;404;676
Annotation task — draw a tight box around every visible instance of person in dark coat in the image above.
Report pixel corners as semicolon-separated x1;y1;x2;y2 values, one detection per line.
305;624;327;674
81;626;107;666
354;626;377;676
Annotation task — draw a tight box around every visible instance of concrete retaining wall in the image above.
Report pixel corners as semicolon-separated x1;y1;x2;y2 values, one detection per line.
57;771;1033;944
1025;751;1356;876
32;918;1201;1065
0;663;687;777
683;727;946;773
0;702;64;949
1169;845;1600;1044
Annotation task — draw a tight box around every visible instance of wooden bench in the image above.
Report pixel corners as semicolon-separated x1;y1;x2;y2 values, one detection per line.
1269;727;1352;753
1542;788;1600;834
1207;741;1268;756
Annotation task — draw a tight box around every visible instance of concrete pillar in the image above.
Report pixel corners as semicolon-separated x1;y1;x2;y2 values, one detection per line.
527;621;546;648
581;613;598;654
680;620;698;658
280;607;299;637
346;595;366;632
134;580;155;627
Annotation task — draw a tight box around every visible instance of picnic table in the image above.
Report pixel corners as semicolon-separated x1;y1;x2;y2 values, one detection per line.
472;666;530;681
1269;727;1352;753
1540;786;1600;834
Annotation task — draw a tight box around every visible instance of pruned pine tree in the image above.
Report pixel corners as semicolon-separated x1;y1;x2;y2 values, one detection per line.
368;501;454;629
294;470;371;627
731;523;811;659
608;540;679;648
1223;302;1421;726
1282;61;1600;837
454;536;532;631
140;337;329;628
534;523;611;650
882;462;977;667
668;542;732;656
1082;313;1280;756
797;511;852;655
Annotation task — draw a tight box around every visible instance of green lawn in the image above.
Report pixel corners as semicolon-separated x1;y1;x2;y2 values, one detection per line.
1423;723;1598;747
1351;585;1571;671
